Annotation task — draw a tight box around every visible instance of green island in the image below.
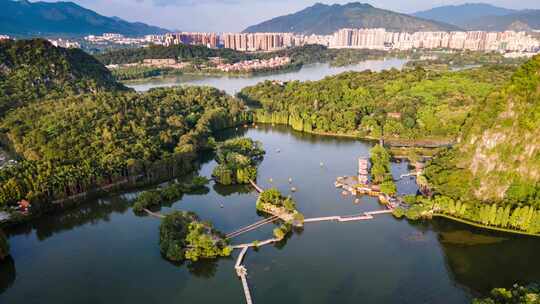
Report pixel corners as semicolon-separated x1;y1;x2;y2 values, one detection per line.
159;211;231;262
132;176;210;213
256;188;304;228
212;137;265;185
473;284;540;304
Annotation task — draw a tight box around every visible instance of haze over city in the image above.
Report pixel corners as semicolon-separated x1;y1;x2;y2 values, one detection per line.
38;0;540;32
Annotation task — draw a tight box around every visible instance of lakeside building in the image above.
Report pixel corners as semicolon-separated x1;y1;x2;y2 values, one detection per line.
215;56;291;72
0;35;10;41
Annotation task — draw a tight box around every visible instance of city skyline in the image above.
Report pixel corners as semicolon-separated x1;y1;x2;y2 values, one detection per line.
37;0;540;32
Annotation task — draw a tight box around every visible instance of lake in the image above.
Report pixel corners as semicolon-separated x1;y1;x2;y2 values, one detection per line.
127;59;408;94
2;125;540;304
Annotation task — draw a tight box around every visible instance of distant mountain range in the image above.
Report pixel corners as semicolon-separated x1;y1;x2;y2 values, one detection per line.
413;3;540;31
0;0;169;37
243;2;459;35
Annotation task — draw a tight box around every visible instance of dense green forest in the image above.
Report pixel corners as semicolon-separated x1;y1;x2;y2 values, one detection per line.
159;211;231;262
212;138;265;185
0;39;124;116
0;86;249;210
239;65;513;142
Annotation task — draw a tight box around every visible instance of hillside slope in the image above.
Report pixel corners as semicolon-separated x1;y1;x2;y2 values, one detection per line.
0;39;125;115
412;3;516;27
425;55;540;206
0;0;168;37
243;2;459;35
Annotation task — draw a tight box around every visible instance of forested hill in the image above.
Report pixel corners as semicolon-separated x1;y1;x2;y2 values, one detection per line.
0;0;168;37
95;44;253;65
243;2;459;35
425;55;540;206
0;39;125;116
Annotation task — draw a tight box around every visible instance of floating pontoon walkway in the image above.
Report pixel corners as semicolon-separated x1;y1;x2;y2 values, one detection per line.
249;180;264;194
304;209;393;223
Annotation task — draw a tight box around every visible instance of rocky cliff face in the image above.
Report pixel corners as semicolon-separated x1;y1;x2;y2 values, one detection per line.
425;55;540;204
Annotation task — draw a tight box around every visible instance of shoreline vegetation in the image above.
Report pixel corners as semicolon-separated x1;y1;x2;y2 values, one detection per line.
473;284;540;303
111;61;304;82
239;65;513;146
132;176;210;214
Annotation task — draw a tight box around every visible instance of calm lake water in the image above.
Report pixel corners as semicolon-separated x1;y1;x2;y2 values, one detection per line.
2;125;540;304
127;59;408;94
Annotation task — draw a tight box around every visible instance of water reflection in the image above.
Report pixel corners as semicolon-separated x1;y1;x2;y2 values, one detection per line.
7;197;131;241
212;183;252;197
434;219;540;295
0;257;15;294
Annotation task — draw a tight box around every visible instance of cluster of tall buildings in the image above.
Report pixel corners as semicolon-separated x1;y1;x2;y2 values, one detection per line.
222;33;298;51
149;29;538;53
164;32;219;48
220;33;331;51
332;28;540;52
151;32;330;51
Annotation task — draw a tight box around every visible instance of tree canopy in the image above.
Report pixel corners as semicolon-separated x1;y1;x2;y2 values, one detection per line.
159;211;230;262
212;137;265;185
239;65;512;141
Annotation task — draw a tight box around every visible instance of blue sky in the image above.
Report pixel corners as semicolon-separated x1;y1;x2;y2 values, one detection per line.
39;0;540;32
